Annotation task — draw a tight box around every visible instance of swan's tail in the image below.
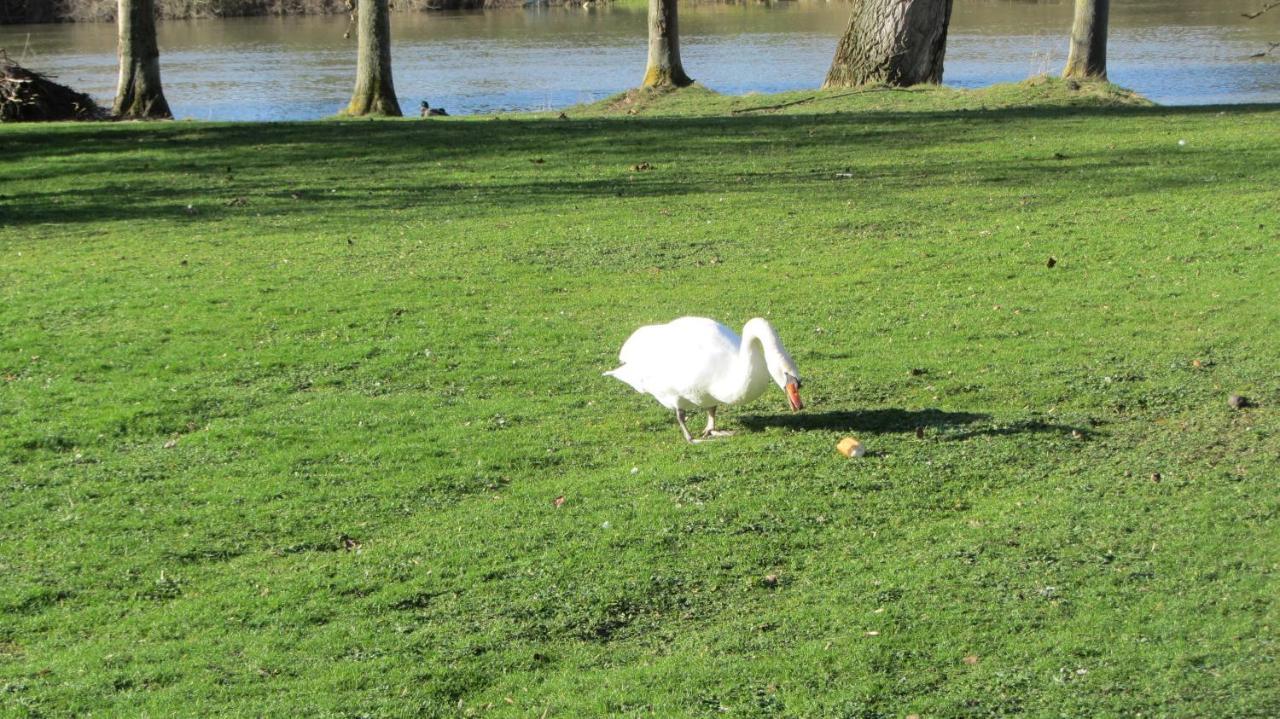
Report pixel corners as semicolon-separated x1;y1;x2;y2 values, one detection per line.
604;365;647;394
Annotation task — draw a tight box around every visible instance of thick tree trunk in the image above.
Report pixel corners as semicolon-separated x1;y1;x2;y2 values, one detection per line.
642;0;692;88
1062;0;1109;80
345;0;401;116
823;0;954;89
113;0;171;119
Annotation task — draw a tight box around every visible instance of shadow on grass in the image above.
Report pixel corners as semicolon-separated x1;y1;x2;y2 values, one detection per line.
740;408;1096;441
946;418;1101;441
2;102;1277;229
739;407;988;433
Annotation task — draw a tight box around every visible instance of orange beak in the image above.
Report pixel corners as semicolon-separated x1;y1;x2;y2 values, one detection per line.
785;381;803;412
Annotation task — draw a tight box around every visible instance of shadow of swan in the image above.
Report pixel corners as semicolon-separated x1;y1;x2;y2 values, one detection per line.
738;408;989;433
738;408;1097;441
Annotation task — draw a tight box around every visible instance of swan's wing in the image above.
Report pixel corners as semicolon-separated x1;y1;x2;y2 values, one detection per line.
614;319;737;373
604;324;665;394
605;324;672;395
615;324;671;367
667;317;741;356
605;318;739;407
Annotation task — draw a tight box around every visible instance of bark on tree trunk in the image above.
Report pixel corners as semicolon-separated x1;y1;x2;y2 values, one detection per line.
643;0;692;88
823;0;954;89
1062;0;1109;80
113;0;171;119
345;0;401;116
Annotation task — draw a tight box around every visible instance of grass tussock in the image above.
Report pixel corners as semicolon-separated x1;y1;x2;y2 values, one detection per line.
556;76;1153;119
1;90;1278;716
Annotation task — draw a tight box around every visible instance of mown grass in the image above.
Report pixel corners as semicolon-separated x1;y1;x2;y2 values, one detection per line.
1;82;1278;717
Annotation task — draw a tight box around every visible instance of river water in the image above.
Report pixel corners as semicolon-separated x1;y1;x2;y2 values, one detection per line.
2;0;1277;120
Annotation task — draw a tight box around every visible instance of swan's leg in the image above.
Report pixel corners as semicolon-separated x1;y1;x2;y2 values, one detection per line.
701;406;735;438
675;409;695;443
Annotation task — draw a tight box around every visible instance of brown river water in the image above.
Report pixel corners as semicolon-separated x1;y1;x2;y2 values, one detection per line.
1;0;1277;120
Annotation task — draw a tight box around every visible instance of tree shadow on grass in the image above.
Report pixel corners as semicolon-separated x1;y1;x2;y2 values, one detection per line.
3;102;1277;228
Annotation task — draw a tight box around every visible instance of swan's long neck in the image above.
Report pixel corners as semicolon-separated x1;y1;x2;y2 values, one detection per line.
715;322;776;405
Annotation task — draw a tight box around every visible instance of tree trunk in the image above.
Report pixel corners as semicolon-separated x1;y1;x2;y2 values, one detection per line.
1062;0;1109;80
642;0;692;88
823;0;954;89
113;0;171;119
345;0;401;116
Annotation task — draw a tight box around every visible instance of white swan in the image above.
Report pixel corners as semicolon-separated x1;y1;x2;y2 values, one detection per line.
605;317;804;443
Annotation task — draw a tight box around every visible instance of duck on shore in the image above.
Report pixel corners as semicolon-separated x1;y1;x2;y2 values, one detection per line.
420;100;448;117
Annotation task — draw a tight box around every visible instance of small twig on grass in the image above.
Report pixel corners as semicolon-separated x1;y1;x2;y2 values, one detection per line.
1243;0;1279;19
732;95;817;113
730;87;916;114
1248;41;1280;58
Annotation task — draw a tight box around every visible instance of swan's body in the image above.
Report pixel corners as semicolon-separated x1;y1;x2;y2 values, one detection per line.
605;317;803;442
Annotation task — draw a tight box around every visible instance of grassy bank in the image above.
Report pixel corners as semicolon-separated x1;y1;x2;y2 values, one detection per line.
2;83;1279;717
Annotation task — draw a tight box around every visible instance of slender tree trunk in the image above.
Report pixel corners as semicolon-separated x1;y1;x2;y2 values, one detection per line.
1062;0;1109;80
824;0;954;89
642;0;692;88
113;0;171;119
345;0;401;116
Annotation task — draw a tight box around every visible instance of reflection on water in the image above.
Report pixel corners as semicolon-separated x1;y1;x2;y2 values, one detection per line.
1;0;1277;120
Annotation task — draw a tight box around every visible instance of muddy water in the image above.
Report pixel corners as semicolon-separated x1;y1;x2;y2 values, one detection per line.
2;0;1277;120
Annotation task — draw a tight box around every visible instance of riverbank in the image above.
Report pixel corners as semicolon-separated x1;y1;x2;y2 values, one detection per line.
3;86;1278;716
6;0;1277;114
0;0;600;24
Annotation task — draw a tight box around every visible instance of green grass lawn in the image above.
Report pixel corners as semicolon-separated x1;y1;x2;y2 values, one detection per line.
2;81;1278;717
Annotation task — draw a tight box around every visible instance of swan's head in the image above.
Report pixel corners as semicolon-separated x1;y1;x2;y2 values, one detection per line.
746;317;804;412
